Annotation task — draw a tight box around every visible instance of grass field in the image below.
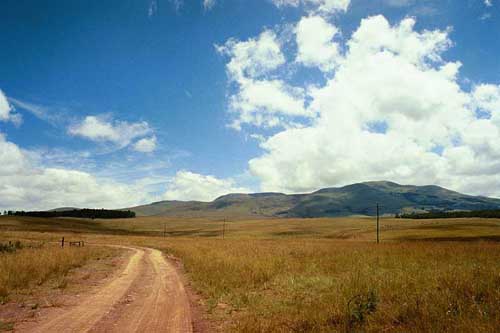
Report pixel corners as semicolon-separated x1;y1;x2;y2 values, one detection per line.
158;239;500;332
0;240;116;303
0;216;499;332
2;215;500;241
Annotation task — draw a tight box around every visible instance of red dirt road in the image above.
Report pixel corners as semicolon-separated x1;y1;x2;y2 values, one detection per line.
17;247;193;333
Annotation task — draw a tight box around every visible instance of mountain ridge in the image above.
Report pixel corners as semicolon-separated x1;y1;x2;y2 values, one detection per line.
128;181;500;219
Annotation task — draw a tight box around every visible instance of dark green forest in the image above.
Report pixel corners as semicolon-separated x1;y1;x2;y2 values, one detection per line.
7;209;135;219
400;210;500;219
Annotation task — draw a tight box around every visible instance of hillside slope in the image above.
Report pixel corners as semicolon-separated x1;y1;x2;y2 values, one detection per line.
129;181;500;218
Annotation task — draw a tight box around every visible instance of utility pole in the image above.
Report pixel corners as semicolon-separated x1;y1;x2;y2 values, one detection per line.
376;203;380;244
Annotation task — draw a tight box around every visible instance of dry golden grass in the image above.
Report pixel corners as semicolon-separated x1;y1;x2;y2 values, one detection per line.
131;238;499;333
0;242;113;302
1;216;500;332
2;215;500;241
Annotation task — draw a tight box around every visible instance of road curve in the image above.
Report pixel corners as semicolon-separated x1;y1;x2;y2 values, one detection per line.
19;246;193;333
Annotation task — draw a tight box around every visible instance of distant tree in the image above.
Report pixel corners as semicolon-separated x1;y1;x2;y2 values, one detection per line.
12;208;135;219
401;209;500;219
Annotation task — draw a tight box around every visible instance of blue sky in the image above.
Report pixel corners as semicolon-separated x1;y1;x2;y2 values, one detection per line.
1;0;499;210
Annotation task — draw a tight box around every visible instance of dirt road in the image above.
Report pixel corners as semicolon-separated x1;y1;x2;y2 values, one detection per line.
18;247;193;333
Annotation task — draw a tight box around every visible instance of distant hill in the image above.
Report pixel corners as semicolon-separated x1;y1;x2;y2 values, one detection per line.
128;181;500;219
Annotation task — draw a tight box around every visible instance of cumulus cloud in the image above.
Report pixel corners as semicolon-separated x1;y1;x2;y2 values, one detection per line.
271;0;350;14
295;15;341;71
68;115;155;151
0;132;153;211
219;14;500;198
230;79;308;129
472;84;500;118
485;0;493;7
0;90;22;126
218;29;312;129
163;170;250;202
216;30;286;82
133;136;157;153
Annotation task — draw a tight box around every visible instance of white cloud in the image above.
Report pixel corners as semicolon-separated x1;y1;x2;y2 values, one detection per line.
0;132;153;211
313;0;350;13
8;98;48;120
480;13;492;20
218;30;311;129
0;90;12;121
295;15;341;71
473;84;500;115
216;15;500;197
69;115;153;150
230;79;308;129
216;30;286;81
347;15;451;67
203;0;216;10
133;136;157;153
485;0;493;7
383;0;414;7
0;90;22;126
272;0;300;6
8;97;68;127
163;170;250;202
271;0;350;14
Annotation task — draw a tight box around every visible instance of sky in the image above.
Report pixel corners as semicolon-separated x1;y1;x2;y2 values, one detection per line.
0;0;500;210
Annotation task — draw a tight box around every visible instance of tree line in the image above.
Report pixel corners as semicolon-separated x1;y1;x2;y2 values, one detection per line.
399;209;500;219
3;209;135;219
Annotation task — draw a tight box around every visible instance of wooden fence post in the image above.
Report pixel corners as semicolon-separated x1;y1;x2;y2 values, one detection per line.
61;237;65;248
